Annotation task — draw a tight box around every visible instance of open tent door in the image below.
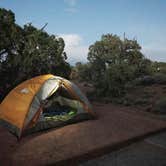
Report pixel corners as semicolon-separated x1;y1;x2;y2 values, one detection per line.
24;86;92;136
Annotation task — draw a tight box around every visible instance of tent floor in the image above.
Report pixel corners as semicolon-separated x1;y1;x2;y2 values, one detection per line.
0;102;166;166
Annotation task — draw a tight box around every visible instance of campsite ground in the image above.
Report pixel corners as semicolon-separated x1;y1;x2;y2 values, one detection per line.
0;83;166;166
81;131;166;166
0;102;166;165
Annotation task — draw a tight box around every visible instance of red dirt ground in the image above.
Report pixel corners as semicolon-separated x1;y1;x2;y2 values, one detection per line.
0;102;166;166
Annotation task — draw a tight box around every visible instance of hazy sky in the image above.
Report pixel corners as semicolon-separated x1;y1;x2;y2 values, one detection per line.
1;0;166;64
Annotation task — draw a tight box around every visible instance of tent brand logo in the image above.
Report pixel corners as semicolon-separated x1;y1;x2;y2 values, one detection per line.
20;88;29;94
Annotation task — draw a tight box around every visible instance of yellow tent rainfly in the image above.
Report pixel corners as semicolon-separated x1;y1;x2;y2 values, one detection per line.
0;74;94;138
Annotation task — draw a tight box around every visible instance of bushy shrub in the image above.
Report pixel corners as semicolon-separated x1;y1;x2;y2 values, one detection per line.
133;76;155;86
133;98;149;106
133;73;166;86
96;63;134;97
152;62;166;74
153;73;166;84
86;34;153;98
153;97;166;114
71;62;93;82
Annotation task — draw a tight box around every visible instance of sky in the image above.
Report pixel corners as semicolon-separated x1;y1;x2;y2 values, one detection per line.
0;0;166;64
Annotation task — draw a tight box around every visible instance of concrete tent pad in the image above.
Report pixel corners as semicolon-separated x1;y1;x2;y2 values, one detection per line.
81;141;166;166
0;103;166;166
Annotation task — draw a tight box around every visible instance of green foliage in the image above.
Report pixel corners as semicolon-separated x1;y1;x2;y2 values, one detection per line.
152;62;166;74
0;8;71;101
98;63;133;97
86;34;152;97
71;62;93;82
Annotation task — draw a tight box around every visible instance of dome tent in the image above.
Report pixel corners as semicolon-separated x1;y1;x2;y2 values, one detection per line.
0;74;94;138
